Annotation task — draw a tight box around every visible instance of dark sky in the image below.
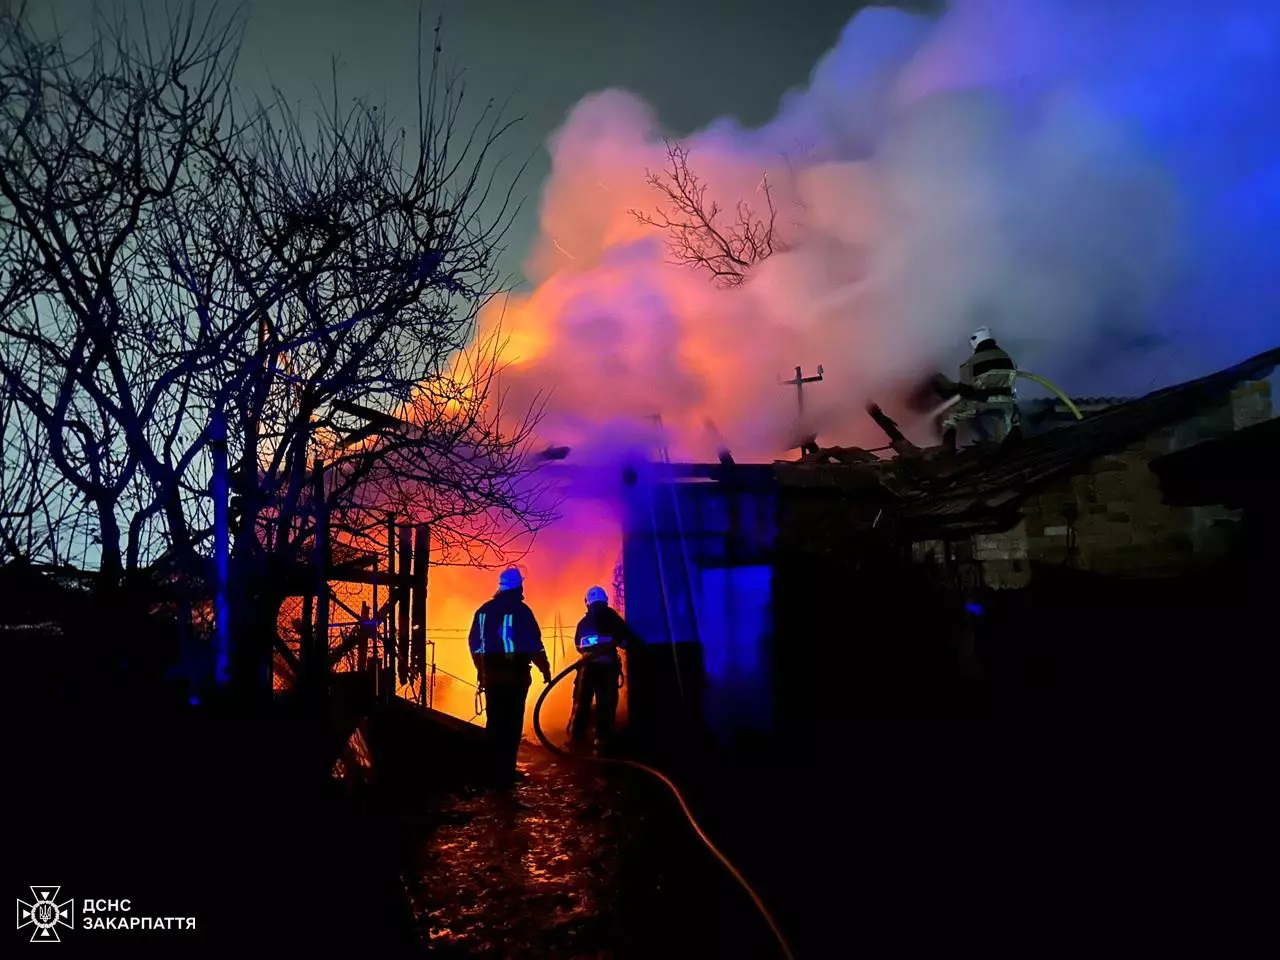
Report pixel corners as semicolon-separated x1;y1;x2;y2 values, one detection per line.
35;0;936;282
233;0;888;285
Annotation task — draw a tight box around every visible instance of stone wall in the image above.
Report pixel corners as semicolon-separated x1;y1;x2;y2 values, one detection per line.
969;522;1031;589
920;381;1272;587
1228;379;1272;431
1020;435;1206;577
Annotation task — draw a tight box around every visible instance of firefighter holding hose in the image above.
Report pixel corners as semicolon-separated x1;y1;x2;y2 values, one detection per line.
568;586;639;753
939;325;1021;451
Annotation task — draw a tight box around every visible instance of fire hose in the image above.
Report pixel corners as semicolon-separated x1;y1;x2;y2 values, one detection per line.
1016;371;1083;420
933;371;1083;420
532;658;798;960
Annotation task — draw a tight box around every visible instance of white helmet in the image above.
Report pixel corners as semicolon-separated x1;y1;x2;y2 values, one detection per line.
585;585;608;606
969;326;993;350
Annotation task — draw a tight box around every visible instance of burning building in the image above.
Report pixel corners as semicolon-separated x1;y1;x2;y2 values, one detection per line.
271;0;1280;762
617;347;1277;761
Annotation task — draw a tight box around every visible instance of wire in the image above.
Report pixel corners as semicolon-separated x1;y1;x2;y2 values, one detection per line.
532;660;797;960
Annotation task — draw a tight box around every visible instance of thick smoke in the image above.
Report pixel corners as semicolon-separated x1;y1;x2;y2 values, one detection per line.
486;0;1279;461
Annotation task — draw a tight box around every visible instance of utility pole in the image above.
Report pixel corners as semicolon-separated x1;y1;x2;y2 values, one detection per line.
779;365;824;417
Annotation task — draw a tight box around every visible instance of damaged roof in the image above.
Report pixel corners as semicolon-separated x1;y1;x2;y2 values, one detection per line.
647;347;1277;539
891;346;1280;534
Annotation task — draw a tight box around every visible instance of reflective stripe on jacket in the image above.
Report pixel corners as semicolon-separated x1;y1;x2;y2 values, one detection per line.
573;602;637;661
469;589;544;657
959;339;1017;400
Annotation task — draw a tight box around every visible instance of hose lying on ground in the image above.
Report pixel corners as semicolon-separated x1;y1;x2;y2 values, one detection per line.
532;660;798;960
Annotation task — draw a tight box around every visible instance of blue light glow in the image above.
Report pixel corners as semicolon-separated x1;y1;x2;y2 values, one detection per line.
1010;0;1280;381
1082;0;1280;372
699;565;774;737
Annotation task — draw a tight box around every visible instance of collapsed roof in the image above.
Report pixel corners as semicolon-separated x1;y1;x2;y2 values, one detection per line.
659;347;1280;540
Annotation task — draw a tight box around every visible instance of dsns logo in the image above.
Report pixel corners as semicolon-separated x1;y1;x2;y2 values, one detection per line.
17;887;73;942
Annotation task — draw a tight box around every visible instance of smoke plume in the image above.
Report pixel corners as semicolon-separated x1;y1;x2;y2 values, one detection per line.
482;0;1279;460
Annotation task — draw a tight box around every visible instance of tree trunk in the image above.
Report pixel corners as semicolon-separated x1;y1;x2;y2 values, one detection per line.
225;550;283;706
97;498;123;587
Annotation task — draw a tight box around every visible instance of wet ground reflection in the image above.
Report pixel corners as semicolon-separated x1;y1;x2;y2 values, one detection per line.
403;745;632;958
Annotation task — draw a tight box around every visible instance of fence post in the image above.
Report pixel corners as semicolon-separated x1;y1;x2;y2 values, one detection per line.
386;516;397;685
412;524;429;705
397;526;411;687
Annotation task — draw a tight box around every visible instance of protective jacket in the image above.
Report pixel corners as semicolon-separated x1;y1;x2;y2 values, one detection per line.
573;601;637;664
943;338;1019;443
469;587;550;679
959;338;1017;398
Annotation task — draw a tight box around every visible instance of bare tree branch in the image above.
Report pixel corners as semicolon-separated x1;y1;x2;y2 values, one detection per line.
156;15;549;590
628;138;786;287
0;0;244;578
2;4;552;591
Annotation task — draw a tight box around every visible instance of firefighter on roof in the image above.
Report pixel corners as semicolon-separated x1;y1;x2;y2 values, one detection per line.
940;325;1020;451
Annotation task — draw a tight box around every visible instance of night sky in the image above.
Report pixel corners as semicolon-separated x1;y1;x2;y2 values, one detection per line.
229;0;924;287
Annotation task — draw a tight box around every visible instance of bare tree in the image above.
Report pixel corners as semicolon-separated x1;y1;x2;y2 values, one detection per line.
0;337;102;567
325;328;557;570
629;139;785;287
0;2;242;583
0;374;42;561
1;4;556;695
152;16;554;692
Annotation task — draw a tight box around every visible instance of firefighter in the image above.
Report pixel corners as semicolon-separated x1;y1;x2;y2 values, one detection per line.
568;586;639;752
940;325;1020;451
468;567;551;785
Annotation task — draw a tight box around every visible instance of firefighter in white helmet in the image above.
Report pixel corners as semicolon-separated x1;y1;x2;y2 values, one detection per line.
468;567;551;785
940;325;1020;451
568;585;640;752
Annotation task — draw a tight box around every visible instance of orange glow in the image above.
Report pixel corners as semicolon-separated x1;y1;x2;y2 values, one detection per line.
284;497;623;740
424;499;624;738
477;295;555;370
288;68;969;737
272;0;1228;754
